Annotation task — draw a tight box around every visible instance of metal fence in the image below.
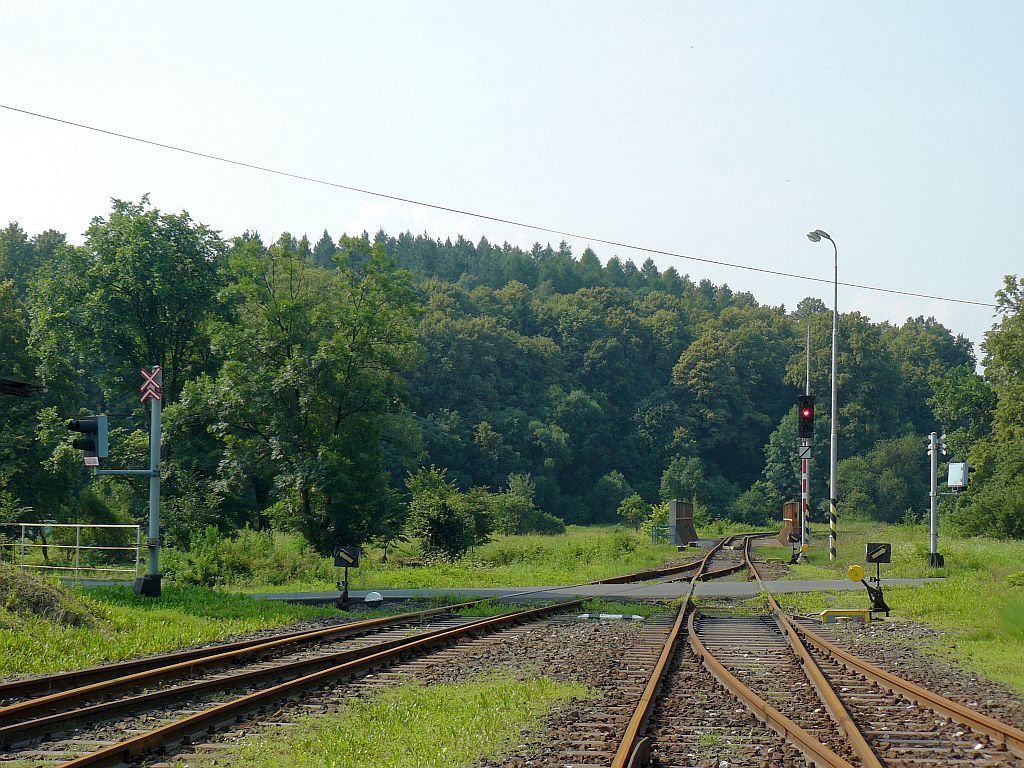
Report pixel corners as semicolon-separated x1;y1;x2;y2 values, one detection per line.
0;523;142;582
651;525;671;545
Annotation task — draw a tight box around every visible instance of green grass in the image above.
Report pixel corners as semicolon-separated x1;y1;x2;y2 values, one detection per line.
773;518;1024;691
0;583;334;676
246;526;682;592
202;674;591;768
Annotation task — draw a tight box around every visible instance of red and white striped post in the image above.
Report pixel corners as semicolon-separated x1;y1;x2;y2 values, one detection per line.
800;449;811;557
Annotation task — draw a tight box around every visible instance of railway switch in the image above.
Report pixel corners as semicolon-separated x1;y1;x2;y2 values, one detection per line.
848;546;892;617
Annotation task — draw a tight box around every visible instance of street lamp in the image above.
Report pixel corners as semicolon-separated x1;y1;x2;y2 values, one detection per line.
807;229;838;562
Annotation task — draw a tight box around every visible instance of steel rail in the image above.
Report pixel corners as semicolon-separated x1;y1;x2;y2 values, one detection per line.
591;557;702;584
609;533;764;768
0;618;489;748
52;600;581;768
0;600;479;702
746;540;1024;764
592;530;777;585
790;619;1024;760
0;599;495;726
744;554;883;767
686;610;857;768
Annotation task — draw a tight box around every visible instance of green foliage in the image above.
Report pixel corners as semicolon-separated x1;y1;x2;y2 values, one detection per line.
0;206;1003;545
406;466;481;560
617;493;648;529
949;441;1024;539
162;528;334;586
836;434;928;522
32;196;226;402
213;675;590;768
243;526;679;592
186;235;421;554
491;492;565;536
0;579;330;676
640;500;670;538
588;470;633;524
729;480;783;525
928;364;995;459
941;276;1024;539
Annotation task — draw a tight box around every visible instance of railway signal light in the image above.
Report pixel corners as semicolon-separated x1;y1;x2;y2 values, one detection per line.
67;415;108;467
797;395;815;439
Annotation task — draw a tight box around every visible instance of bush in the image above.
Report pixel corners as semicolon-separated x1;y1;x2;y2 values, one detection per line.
729;481;782;526
406;467;480;561
640;501;669;539
162;528;333;587
617;493;647;530
492;493;565;536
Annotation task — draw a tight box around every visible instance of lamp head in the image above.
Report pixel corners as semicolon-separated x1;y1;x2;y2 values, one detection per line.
809;229;832;241
806;231;821;242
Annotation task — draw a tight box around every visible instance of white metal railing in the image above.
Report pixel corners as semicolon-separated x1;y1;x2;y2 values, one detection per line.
0;523;142;582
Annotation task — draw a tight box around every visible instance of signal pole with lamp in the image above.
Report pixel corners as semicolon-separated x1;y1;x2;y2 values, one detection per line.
925;431;947;568
91;365;164;596
796;395;815;563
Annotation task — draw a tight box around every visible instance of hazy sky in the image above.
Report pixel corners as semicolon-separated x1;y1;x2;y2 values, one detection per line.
2;2;1020;355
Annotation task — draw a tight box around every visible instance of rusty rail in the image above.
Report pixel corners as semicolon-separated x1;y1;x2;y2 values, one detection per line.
686;610;857;768
53;599;581;768
790;619;1024;760
745;540;1024;764
0;597;490;727
610;533;767;768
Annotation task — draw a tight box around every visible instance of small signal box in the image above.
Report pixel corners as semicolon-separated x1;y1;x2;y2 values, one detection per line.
947;462;969;489
334;546;360;568
865;542;891;564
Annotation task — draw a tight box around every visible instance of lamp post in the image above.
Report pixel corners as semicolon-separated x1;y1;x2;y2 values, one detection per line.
807;229;838;561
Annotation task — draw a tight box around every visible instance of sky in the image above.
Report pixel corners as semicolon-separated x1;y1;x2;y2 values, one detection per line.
2;1;1021;356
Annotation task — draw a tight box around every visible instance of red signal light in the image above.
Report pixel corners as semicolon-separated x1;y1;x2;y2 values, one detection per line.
797;395;815;439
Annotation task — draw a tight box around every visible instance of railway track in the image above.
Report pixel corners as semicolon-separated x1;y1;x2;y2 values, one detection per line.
592;531;771;585
466;532;768;766
0;599;580;767
611;533;1024;768
0;532;770;768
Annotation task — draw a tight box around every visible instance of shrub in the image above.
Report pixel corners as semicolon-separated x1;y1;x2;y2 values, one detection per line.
617;493;647;530
162;528;333;586
492;493;565;536
406;467;478;561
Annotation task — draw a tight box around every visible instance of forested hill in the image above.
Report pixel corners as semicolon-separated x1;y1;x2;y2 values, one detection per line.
1;200;1020;555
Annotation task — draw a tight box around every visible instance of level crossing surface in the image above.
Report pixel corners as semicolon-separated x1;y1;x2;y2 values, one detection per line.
250;577;942;604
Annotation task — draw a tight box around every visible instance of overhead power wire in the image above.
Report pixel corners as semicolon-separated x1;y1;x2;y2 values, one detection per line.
0;102;997;309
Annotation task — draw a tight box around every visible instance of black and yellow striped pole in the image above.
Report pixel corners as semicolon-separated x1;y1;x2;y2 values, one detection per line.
829;496;837;561
807;229;838;562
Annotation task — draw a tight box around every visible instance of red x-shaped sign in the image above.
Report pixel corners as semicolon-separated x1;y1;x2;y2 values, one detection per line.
140;366;162;403
140;366;161;390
